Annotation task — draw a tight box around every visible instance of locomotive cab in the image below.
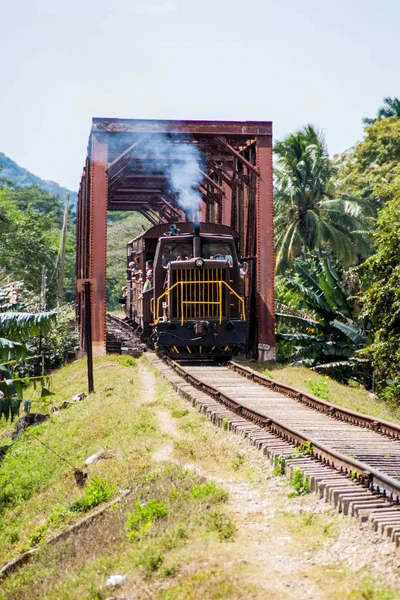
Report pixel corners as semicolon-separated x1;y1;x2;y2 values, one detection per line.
125;223;246;360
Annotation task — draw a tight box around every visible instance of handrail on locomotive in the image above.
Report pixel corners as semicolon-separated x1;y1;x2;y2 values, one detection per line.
153;279;246;325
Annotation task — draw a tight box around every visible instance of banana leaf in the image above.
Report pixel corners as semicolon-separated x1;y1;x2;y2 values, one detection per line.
330;320;366;345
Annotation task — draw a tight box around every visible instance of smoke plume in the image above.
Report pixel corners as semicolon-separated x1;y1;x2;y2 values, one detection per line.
137;132;205;218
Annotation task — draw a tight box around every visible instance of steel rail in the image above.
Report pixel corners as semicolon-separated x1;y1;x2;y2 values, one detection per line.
230;362;400;440
163;356;400;502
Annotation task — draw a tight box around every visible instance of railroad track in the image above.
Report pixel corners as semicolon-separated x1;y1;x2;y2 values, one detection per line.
106;314;144;356
106;314;400;544
145;353;400;547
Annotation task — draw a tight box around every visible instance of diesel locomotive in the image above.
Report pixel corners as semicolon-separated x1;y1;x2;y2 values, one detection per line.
123;222;246;361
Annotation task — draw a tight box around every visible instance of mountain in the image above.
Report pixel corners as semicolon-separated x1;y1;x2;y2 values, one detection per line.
0;152;77;207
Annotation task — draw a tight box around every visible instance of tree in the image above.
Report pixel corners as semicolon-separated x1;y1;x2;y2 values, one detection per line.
276;257;370;372
6;185;64;226
363;97;400;125
335;117;400;210
106;212;148;310
0;185;76;307
358;197;400;391
274;125;373;273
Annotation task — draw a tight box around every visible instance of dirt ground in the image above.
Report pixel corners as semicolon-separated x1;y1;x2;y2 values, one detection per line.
142;361;400;600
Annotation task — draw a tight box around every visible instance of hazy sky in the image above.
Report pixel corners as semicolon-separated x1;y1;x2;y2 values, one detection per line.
1;0;399;190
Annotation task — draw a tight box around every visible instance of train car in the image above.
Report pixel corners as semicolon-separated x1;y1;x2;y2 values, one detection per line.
123;222;246;361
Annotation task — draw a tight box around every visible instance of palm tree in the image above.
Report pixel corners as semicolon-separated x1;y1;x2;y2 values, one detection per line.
274;125;373;273
363;97;400;125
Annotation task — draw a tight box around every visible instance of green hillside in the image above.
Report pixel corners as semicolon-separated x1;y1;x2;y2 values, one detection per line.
0;152;77;207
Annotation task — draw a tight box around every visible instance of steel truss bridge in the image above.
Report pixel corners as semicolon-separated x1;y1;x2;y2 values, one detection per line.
76;118;274;360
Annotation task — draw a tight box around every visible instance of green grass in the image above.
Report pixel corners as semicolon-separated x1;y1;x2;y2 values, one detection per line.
0;355;159;563
0;355;254;600
1;355;399;600
239;361;400;423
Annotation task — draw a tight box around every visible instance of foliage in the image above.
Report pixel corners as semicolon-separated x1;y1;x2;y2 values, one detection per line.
106;212;148;310
136;547;164;575
276;256;370;368
358;197;400;391
206;510;236;541
69;477;116;513
363;96;400;125
273;455;287;476
288;468;310;497
335;117;400;210
272;453;301;476
0;282;57;363
190;481;228;503
0;183;75;307
274;125;373;272
126;499;169;540
20;303;79;375
308;377;329;400
297;441;314;456
6;185;65;226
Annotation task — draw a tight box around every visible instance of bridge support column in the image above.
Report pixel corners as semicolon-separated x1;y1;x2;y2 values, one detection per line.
89;133;108;356
256;136;275;361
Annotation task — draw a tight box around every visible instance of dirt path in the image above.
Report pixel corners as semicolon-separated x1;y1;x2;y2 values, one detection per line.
139;362;400;598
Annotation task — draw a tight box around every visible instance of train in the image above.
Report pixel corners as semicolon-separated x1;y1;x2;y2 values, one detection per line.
122;222;246;361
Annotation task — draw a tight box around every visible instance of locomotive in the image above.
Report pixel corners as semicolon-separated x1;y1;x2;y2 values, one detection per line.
123;222;246;361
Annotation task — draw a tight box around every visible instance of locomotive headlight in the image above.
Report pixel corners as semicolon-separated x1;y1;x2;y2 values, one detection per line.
195;258;204;267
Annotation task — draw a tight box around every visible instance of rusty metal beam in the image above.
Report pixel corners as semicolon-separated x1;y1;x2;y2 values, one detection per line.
207;158;234;186
139;209;160;226
216;137;260;176
89;133;108;355
107;135;149;173
198;184;220;206
157;195;185;220
93;118;272;136
110;188;163;194
198;168;225;195
255;136;275;361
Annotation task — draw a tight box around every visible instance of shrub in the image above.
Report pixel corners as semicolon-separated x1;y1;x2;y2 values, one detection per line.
136;547;164;576
171;408;189;418
126;499;168;540
308;377;329;400
116;355;136;367
190;481;228;503
207;510;236;541
69;476;116;513
288;468;310;497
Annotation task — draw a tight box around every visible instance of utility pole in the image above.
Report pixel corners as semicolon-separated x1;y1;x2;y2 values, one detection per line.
40;265;47;310
38;265;47;376
58;193;69;307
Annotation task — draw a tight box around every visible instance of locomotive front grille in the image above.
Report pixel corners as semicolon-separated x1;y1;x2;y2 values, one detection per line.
172;267;226;321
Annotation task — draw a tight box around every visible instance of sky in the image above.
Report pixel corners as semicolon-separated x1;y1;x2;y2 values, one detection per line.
1;0;399;191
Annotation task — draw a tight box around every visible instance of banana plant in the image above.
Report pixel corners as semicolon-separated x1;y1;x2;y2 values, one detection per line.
0;282;56;418
0;282;56;361
276;257;371;366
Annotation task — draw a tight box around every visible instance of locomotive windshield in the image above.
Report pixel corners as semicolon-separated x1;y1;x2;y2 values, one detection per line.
201;242;234;265
161;242;193;265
